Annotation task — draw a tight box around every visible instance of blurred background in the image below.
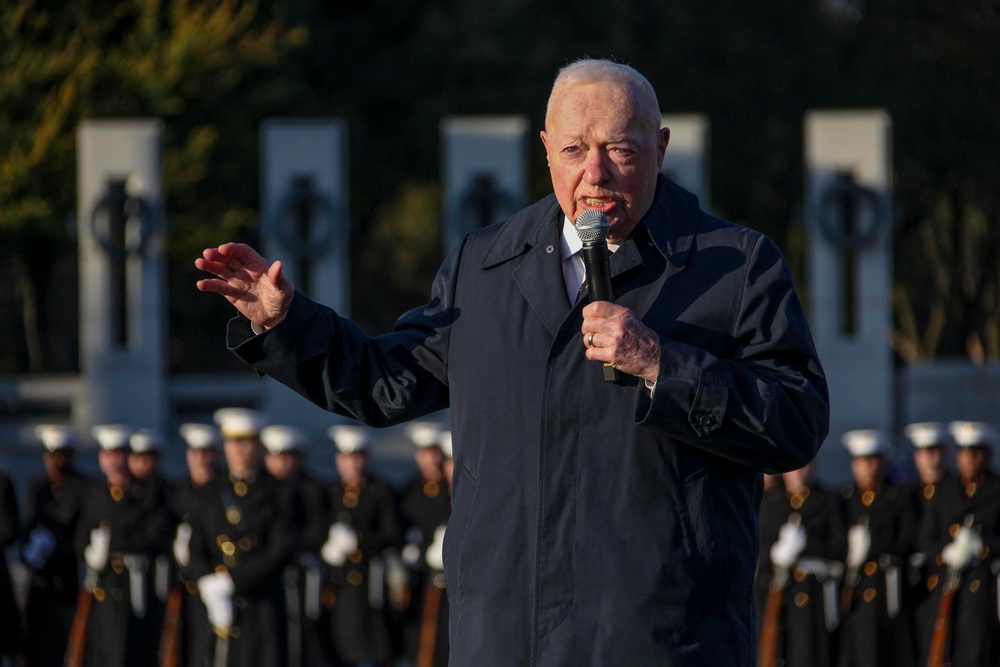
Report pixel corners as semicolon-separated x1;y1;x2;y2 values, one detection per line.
1;0;999;484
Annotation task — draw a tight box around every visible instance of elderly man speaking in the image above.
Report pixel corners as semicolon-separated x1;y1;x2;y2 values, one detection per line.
196;59;828;666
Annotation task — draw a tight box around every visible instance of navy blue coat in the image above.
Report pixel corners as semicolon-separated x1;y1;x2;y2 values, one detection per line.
230;176;829;666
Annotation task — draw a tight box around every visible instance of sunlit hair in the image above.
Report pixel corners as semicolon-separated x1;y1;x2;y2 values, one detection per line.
545;58;661;132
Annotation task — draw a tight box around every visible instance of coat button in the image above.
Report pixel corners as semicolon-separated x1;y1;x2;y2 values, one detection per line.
697;413;713;426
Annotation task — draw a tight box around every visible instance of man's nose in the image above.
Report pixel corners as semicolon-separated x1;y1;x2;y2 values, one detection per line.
582;150;609;185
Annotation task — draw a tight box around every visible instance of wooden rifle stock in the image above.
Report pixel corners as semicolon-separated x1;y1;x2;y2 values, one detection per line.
65;570;98;667
926;569;960;667
416;575;444;667
757;567;787;667
159;584;185;667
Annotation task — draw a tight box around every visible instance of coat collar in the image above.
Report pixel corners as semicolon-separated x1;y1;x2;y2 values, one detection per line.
479;174;701;271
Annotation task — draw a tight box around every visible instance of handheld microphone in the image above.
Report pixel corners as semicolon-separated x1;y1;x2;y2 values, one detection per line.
575;209;618;382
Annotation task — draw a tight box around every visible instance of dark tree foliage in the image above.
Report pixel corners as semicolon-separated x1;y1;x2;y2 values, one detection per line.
2;0;997;373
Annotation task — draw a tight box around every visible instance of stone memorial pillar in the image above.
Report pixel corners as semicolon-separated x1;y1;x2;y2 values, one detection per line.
441;116;528;251
260;120;350;433
660;114;711;207
77;119;167;434
805;110;894;481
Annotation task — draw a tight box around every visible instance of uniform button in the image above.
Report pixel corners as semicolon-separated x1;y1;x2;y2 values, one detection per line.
697;414;713;426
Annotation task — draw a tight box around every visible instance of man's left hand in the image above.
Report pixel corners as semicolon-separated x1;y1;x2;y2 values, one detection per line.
582;302;660;383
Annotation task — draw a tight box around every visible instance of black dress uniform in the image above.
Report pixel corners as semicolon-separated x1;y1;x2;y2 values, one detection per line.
169;473;216;667
838;430;918;667
22;425;91;667
324;425;402;667
188;469;298;667
76;426;173;667
399;468;451;666
918;421;1000;667
901;420;956;666
260;424;335;667
0;470;22;661
758;478;846;667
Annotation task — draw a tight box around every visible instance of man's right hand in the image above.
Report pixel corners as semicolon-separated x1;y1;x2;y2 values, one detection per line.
195;243;295;329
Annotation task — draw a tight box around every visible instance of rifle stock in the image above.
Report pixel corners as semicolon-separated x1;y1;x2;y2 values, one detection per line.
159;584;185;667
757;567;788;667
65;570;98;667
926;570;960;667
416;575;445;667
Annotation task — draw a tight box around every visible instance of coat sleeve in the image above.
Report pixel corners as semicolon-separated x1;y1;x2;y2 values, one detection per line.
227;246;463;427
635;233;829;473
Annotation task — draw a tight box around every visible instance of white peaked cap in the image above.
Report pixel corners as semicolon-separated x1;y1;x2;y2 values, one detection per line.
179;423;222;450
92;424;133;452
406;421;443;448
35;424;77;452
438;430;453;459
261;425;309;454
949;421;997;449
129;429;165;454
904;422;951;449
328;424;370;454
842;429;892;458
213;408;268;439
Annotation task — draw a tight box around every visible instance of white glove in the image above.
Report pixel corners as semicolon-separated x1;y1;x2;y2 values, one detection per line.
84;526;111;571
197;571;235;629
769;521;806;569
846;523;871;570
173;523;192;568
23;527;57;570
321;523;358;567
942;525;983;571
426;525;446;571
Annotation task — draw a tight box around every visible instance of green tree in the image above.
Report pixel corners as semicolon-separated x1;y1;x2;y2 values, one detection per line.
0;0;306;373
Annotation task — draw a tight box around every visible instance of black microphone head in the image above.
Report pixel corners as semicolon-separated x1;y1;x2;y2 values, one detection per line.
575;209;611;243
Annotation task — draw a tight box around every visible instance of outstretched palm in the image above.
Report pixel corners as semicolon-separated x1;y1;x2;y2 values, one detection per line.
195;243;294;328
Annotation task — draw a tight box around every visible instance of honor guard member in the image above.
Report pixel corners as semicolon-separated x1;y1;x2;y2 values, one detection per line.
901;421;954;662
398;421;451;665
167;423;224;667
757;462;846;667
75;424;173;667
129;429;177;644
918;421;1000;667
260;425;333;667
838;429;917;667
0;464;21;663
22;425;92;667
190;408;298;667
323;425;401;667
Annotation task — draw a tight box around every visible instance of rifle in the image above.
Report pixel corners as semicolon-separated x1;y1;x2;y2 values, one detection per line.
416;573;445;667
926;567;960;667
64;567;98;667
926;514;976;667
757;565;788;667
158;583;185;667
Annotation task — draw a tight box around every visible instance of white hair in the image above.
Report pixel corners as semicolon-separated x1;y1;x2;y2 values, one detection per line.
545;59;661;131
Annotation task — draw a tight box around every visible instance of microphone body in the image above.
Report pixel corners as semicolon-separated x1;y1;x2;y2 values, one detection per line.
575;210;619;382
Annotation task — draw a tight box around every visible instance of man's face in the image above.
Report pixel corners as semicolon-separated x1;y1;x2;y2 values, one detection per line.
99;448;130;485
128;452;158;480
265;451;299;481
224;437;260;477
956;447;989;482
541;81;668;243
43;450;71;481
850;455;884;490
913;446;946;484
414;446;443;482
186;447;217;487
335;451;366;485
782;463;813;492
